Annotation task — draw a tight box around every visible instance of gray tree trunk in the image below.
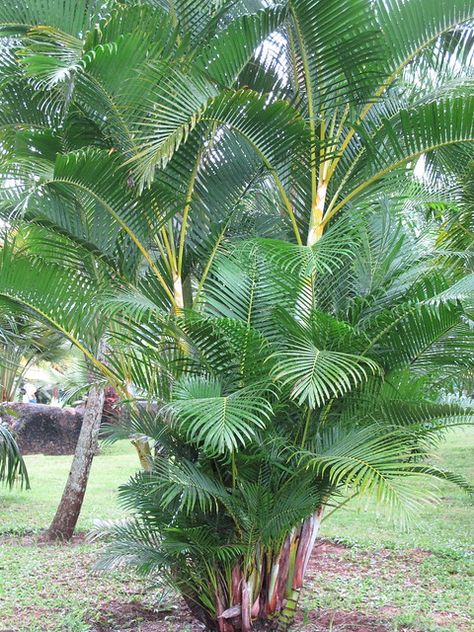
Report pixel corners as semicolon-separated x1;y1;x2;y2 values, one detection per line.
43;382;105;541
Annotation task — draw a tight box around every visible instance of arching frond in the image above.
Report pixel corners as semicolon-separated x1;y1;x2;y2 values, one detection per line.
165;375;273;453
271;310;380;408
0;421;29;489
0;0;109;36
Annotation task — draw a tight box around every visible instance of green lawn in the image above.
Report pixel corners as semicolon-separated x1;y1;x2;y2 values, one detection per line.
0;431;473;631
0;441;139;535
320;429;474;554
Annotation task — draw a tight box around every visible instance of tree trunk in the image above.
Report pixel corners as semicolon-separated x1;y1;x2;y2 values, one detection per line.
43;382;105;541
206;509;324;632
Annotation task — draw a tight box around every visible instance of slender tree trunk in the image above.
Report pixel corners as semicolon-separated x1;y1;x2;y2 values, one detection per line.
43;382;105;541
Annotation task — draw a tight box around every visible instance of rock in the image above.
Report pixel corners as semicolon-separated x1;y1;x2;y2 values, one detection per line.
0;403;84;456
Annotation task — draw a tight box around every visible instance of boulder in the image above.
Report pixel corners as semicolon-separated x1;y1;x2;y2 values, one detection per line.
0;403;83;455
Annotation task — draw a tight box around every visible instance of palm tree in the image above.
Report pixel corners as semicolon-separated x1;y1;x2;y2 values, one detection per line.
92;208;473;632
0;0;282;313
0;0;290;540
0;0;473;628
2;0;473;308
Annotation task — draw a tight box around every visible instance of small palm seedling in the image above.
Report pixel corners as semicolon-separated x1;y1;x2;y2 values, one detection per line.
0;419;29;489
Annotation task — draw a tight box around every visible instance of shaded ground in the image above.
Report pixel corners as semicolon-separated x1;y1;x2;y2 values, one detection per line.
1;432;472;632
90;600;391;632
88;593;393;632
1;535;472;631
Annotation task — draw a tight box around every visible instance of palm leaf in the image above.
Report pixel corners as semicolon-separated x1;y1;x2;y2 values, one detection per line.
271;310;380;408
326;96;474;221
303;427;442;519
0;0;109;36
0;420;29;489
165;375;272;453
196;6;287;87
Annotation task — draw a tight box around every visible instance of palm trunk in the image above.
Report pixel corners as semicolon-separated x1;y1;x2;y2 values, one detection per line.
173;272;184;311
212;509;323;632
131;437;153;471
307;182;327;247
43;381;105;541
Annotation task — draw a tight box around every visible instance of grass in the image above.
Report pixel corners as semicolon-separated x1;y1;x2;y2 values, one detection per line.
319;429;474;554
0;430;473;631
0;441;138;535
0;540;147;631
299;546;473;631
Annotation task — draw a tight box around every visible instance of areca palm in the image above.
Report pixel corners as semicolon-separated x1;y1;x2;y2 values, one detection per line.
0;1;473;630
0;0;282;317
1;0;473;309
92;209;474;631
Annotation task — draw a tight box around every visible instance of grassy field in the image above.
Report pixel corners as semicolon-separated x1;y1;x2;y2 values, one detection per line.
0;431;473;632
0;441;138;535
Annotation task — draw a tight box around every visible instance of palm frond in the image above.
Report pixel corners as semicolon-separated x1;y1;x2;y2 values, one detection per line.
303;427;442;520
0;0;109;36
196;6;287;87
0;420;29;489
165;375;273;453
271;309;380;408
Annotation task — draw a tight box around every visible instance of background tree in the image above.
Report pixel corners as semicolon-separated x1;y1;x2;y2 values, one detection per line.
44;360;106;541
0;310;67;402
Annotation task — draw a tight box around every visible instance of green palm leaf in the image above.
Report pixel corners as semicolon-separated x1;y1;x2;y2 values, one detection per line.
196;6;287;87
271;310;380;408
0;0;109;36
166;375;272;453
0;421;29;489
326;96;474;220
304;427;442;518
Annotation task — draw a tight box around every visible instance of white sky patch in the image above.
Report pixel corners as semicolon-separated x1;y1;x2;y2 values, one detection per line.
414;154;426;181
256;31;290;86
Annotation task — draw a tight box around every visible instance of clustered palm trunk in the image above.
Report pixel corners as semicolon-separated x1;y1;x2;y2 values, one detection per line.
212;511;322;632
97;221;474;631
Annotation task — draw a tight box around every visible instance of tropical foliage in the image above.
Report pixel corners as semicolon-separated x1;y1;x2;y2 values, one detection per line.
0;0;473;630
92;210;474;631
0;419;29;489
1;0;473;317
0;309;66;402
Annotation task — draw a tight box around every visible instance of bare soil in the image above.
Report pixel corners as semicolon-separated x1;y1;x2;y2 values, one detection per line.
3;536;470;631
84;540;427;632
91;600;196;632
89;600;392;632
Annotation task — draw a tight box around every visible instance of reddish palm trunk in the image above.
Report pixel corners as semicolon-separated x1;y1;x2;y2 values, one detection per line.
214;509;323;632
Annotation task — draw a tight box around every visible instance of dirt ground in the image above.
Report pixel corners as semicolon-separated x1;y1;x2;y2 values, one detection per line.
1;535;471;632
83;540;470;632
